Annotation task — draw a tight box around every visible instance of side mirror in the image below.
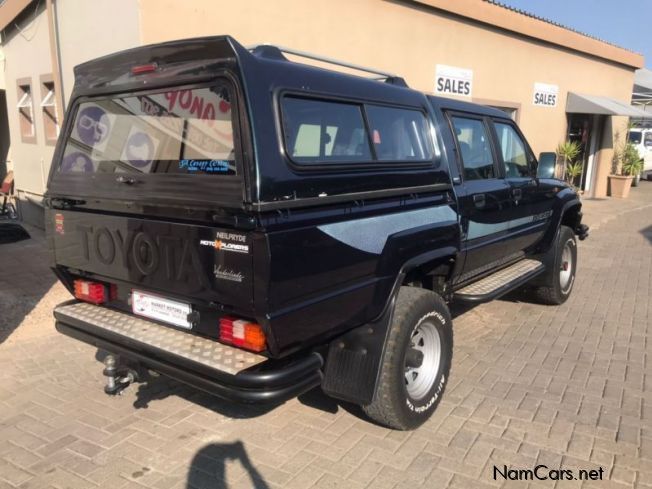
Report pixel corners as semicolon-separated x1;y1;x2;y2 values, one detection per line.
537;152;556;179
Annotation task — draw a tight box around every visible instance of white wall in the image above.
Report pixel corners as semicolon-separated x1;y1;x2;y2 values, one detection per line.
56;0;141;107
2;3;53;196
1;0;141;202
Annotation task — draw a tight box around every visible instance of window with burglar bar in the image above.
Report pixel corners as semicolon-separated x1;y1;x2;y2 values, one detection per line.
17;79;36;143
40;75;58;144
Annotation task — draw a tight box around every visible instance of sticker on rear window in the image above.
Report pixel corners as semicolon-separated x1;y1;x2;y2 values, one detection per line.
77;106;110;146
180;159;232;173
61;151;94;173
121;129;158;171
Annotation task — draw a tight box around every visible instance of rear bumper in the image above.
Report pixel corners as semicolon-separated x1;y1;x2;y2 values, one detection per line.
54;301;323;404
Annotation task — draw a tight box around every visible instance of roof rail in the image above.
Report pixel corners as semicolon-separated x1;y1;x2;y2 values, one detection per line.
248;44;408;87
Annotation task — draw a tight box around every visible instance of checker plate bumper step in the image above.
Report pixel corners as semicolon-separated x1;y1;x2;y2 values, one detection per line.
54;300;323;403
453;259;544;303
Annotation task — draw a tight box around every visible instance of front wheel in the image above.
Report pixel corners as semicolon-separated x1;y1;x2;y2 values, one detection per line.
533;225;577;305
362;287;453;430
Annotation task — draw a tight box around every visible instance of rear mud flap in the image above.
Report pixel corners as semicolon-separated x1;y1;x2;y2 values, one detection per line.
321;296;395;405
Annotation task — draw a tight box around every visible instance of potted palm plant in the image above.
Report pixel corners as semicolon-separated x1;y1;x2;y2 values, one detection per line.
556;141;582;190
609;142;641;198
623;143;644;187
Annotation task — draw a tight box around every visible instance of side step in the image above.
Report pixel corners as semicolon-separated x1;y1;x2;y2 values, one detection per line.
453;259;544;303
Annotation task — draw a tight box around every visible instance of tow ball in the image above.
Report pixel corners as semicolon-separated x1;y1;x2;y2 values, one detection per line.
102;354;139;395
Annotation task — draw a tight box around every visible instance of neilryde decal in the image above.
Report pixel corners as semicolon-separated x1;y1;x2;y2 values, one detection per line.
200;232;249;253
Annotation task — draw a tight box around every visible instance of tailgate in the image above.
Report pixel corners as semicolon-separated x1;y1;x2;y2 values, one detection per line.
48;209;253;310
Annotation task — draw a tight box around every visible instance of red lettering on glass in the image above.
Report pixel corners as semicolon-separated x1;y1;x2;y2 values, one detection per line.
165;91;179;111
179;90;192;109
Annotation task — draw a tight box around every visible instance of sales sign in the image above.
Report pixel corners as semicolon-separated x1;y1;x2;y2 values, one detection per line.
435;64;473;97
533;82;559;107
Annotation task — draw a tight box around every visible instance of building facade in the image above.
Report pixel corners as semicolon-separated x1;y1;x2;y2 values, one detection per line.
0;0;645;227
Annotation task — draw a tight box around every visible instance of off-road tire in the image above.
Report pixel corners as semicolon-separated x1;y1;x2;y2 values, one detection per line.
362;287;453;430
533;225;577;305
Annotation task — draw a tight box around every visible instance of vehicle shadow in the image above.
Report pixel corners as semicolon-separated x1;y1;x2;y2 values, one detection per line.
0;223;58;344
96;347;372;425
131;374;275;418
92;351;279;419
186;441;270;489
640;224;652;245
105;288;535;424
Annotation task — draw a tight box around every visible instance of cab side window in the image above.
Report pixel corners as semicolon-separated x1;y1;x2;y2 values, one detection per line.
450;116;495;180
494;122;530;178
365;105;432;161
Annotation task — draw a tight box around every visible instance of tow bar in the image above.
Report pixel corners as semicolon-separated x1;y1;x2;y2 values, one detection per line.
103;354;139;395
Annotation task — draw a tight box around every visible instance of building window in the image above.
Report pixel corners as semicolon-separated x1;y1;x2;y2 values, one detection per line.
16;78;36;143
40;75;58;144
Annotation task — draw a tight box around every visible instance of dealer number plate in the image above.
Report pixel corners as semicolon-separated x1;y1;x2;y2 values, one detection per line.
132;290;192;329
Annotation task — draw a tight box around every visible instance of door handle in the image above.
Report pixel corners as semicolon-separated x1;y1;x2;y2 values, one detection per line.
473;194;486;209
116;175;136;185
512;188;522;200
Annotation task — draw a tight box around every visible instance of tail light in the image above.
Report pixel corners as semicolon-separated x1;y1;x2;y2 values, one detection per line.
219;316;266;352
73;279;116;304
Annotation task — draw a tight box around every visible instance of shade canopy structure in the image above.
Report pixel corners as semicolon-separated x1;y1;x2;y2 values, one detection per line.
633;69;652;105
632;69;652;123
567;92;651;117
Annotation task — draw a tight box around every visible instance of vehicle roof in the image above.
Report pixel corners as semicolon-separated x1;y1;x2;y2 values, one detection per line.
427;95;511;119
246;45;428;109
59;36;465;209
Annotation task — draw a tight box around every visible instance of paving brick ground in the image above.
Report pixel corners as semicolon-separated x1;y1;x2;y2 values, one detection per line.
1;183;651;489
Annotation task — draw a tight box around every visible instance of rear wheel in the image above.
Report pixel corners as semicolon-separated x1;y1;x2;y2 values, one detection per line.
362;287;453;430
533;225;577;305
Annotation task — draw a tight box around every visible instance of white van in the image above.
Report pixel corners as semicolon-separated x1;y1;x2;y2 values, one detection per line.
628;128;652;177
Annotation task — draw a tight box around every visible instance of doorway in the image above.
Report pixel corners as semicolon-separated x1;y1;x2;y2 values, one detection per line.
566;113;600;193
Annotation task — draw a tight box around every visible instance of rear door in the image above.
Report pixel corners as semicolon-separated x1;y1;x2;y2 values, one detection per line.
47;81;256;317
491;119;552;253
447;113;514;278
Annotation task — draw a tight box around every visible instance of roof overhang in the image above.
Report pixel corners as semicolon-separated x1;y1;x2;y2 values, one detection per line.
413;0;644;69
633;69;652;106
567;92;652;117
0;0;33;32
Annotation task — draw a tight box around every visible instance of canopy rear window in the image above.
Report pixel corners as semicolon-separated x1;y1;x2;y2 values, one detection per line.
58;83;236;176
